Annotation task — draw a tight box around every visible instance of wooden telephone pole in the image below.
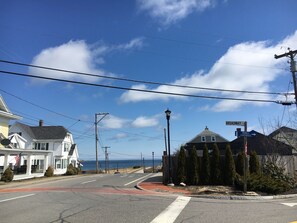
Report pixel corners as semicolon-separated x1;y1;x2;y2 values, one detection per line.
275;49;297;106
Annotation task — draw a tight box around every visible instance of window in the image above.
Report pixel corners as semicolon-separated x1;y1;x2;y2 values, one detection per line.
55;159;68;169
64;143;70;152
201;136;206;142
62;159;68;169
211;136;216;142
33;142;49;150
55;159;61;169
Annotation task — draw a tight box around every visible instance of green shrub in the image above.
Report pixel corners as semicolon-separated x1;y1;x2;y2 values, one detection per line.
201;144;210;185
1;167;14;182
187;146;199;185
177;146;187;184
236;152;244;176
210;144;220;185
235;160;296;194
249;151;260;175
66;163;78;175
44;166;54;177
248;173;292;194
224;145;236;186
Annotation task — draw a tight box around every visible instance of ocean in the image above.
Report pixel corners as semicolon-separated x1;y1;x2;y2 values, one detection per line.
81;159;162;171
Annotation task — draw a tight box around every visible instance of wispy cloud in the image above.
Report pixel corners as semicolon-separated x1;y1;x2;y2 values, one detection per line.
119;31;297;112
101;115;130;129
108;133;128;141
137;0;215;25
131;115;159;128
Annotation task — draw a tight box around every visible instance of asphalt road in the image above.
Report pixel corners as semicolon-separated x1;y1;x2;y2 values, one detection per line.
0;173;296;223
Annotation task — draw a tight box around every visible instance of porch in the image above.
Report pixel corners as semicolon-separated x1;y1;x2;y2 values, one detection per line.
0;148;52;180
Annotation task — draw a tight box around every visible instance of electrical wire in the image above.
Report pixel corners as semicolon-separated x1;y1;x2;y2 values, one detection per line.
0;87;90;123
0;59;289;96
0;69;280;104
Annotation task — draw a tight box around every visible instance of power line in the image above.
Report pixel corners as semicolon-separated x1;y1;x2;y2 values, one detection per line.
0;87;90;123
0;69;282;104
0;59;288;96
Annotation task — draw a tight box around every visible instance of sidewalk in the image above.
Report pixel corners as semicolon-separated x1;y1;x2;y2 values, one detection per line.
137;172;190;196
137;173;297;200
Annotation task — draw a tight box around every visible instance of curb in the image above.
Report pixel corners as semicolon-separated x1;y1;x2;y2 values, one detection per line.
190;193;297;200
136;179;297;200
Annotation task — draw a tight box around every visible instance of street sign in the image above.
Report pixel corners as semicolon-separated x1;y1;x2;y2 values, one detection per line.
226;121;246;126
239;131;256;137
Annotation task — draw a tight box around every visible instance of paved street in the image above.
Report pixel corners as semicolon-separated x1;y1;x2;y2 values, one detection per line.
0;173;296;223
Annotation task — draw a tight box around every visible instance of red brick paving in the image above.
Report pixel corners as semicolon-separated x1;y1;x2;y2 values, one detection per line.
139;182;191;195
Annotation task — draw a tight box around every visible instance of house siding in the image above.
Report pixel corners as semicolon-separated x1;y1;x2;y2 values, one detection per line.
9;122;79;175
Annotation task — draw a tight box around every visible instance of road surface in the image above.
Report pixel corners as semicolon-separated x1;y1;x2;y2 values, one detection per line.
0;173;296;223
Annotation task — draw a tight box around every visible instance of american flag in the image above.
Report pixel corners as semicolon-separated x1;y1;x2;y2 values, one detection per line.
15;154;21;166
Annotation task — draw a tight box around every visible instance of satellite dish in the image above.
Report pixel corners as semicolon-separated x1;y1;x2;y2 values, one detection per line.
0;139;11;146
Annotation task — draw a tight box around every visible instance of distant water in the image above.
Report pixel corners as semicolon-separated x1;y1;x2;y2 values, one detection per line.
81;159;162;171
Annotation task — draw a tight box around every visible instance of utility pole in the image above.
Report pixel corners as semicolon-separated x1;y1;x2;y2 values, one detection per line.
243;121;248;193
275;49;297;106
143;157;145;173
152;152;155;173
103;146;110;173
226;121;248;193
95;113;109;174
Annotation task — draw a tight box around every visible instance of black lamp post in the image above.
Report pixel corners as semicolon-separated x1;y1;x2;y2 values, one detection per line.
165;108;173;185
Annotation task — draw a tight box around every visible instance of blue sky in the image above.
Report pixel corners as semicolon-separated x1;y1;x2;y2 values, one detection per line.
1;0;297;161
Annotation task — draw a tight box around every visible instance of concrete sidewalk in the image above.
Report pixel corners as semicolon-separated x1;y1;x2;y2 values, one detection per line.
137;173;297;200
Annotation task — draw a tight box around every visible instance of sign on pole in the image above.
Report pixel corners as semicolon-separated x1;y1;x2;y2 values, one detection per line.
226;121;245;126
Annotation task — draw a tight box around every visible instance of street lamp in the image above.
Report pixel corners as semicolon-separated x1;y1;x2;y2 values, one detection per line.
165;108;173;185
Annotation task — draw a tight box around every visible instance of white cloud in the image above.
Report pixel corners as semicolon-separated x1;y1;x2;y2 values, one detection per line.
101;115;130;129
29;38;144;85
108;133;128;141
116;37;144;50
131;115;159;128
119;31;297;112
137;0;215;25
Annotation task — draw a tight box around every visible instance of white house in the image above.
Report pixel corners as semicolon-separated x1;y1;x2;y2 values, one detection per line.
9;120;79;175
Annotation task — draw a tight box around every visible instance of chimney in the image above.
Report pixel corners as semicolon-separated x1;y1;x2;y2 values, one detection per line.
39;120;44;127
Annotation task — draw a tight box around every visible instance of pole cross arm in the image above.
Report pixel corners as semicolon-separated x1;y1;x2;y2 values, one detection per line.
274;49;297;59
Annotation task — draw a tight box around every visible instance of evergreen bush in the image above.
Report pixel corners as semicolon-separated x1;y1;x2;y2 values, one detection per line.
224;144;236;186
1;167;14;182
177;146;187;184
210;144;220;185
249;151;260;174
66;163;78;175
44;166;54;177
187;146;199;185
201;144;210;185
236;152;244;176
235;161;296;194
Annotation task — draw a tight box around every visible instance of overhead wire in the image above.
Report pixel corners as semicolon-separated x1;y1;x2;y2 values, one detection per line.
0;59;289;96
0;87;90;123
0;69;282;104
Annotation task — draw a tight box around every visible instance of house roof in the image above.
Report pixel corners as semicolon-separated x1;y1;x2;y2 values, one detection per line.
68;144;76;156
9;133;27;143
269;126;297;138
187;126;229;144
14;122;69;140
0;95;22;120
230;130;293;155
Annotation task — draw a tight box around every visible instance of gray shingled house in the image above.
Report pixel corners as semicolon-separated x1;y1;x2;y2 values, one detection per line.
9;120;79;175
184;126;230;156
